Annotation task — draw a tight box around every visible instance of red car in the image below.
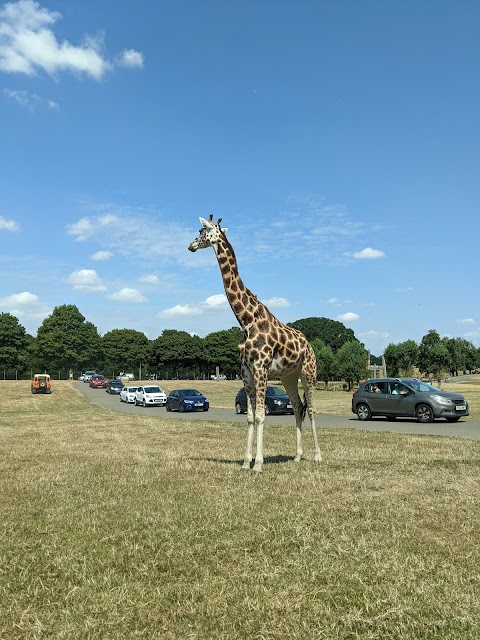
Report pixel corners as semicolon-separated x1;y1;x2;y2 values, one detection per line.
89;375;107;389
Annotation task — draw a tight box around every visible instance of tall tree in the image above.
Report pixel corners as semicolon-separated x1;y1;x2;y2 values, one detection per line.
417;329;442;377
0;313;30;373
288;317;358;352
203;327;242;377
310;338;335;383
102;329;150;377
35;305;101;373
150;329;204;378
335;340;368;390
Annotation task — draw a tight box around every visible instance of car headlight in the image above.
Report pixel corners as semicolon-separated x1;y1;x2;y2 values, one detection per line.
273;399;282;405
430;394;452;406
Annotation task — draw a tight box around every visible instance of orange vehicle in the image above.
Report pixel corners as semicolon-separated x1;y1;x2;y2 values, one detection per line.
31;373;52;394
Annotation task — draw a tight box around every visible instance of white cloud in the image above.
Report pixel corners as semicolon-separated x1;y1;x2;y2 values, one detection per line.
159;304;203;318
359;330;389;339
262;296;290;308
117;48;144;69
159;294;228;318
99;214;118;225
66;217;95;241
0;0;111;79
456;318;476;325
0;291;38;305
90;250;113;261
0;214;20;231
395;287;414;293
0;0;144;81
203;294;228;309
350;247;385;259
327;297;338;304
109;288;146;302
138;274;159;284
3;87;58;110
67;269;106;291
336;312;359;323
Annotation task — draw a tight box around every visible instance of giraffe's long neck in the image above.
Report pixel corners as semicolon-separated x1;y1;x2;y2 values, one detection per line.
213;236;265;330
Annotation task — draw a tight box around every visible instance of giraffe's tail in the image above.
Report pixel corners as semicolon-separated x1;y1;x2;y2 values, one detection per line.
301;394;308;421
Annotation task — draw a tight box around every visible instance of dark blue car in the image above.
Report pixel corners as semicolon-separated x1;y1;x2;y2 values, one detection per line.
165;388;209;412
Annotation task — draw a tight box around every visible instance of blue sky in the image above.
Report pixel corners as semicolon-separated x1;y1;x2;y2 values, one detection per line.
1;0;479;356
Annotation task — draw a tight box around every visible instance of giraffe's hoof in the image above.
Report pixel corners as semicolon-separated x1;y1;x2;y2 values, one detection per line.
294;455;302;462
241;462;252;471
252;464;263;474
314;453;322;463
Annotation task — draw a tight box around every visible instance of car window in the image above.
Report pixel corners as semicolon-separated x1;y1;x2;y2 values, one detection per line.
145;386;160;393
267;387;285;396
367;382;386;393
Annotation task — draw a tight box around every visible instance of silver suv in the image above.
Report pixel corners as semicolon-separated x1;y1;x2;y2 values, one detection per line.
352;378;469;423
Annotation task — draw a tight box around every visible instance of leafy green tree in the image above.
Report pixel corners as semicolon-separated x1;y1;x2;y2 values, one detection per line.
442;337;466;377
396;339;418;376
428;342;451;385
383;343;400;377
287;317;358;352
310;338;335;383
335;340;368;390
150;329;204;378
0;313;30;374
203;327;242;377
102;329;150;377
417;329;442;378
35;305;102;373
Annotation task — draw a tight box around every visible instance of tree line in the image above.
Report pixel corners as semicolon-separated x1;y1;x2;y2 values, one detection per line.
1;305;479;384
384;329;480;383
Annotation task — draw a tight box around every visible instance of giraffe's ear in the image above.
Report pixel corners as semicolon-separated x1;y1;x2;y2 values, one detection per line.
199;216;214;228
221;227;228;234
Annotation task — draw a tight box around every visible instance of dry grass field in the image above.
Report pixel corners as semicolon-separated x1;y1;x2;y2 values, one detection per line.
1;380;479;639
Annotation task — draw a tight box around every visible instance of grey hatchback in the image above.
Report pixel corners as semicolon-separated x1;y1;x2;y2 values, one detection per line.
352;378;469;423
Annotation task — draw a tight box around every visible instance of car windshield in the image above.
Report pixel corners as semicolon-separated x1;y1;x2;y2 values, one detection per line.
403;380;440;392
145;386;162;393
127;387;138;392
94;376;105;380
179;389;202;397
267;386;286;396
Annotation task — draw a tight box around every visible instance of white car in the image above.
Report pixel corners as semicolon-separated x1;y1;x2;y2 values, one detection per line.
120;386;138;403
135;385;167;407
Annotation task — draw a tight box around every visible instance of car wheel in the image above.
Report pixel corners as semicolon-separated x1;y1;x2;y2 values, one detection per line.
143;399;147;407
166;404;171;412
235;403;243;414
416;403;434;423
264;405;271;416
356;403;371;421
446;417;460;423
135;399;139;406
179;403;185;413
203;407;209;412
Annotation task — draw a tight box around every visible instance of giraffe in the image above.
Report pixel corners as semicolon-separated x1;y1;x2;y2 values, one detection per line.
188;216;321;473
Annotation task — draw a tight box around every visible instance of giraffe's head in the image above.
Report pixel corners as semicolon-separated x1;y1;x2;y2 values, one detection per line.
188;215;228;252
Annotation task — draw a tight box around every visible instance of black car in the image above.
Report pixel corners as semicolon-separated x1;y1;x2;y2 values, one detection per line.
234;386;294;415
105;379;124;395
352;377;469;423
166;389;209;412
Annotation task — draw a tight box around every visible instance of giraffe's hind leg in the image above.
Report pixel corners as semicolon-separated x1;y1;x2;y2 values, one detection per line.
300;369;321;463
282;372;305;462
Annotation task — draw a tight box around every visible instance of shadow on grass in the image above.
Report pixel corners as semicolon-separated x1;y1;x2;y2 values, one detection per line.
195;454;296;467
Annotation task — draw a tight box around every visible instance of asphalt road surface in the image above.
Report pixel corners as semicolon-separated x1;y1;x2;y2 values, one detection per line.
75;382;480;441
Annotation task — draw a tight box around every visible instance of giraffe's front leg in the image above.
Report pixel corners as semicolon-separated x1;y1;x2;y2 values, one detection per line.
242;400;255;470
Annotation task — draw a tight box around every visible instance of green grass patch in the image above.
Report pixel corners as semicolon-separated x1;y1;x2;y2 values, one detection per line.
1;381;479;639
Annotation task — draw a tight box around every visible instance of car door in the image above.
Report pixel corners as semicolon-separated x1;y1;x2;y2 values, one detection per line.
136;386;144;402
386;382;416;417
365;381;391;414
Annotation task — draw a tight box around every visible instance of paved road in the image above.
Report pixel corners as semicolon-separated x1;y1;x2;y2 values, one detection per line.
75;382;480;441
